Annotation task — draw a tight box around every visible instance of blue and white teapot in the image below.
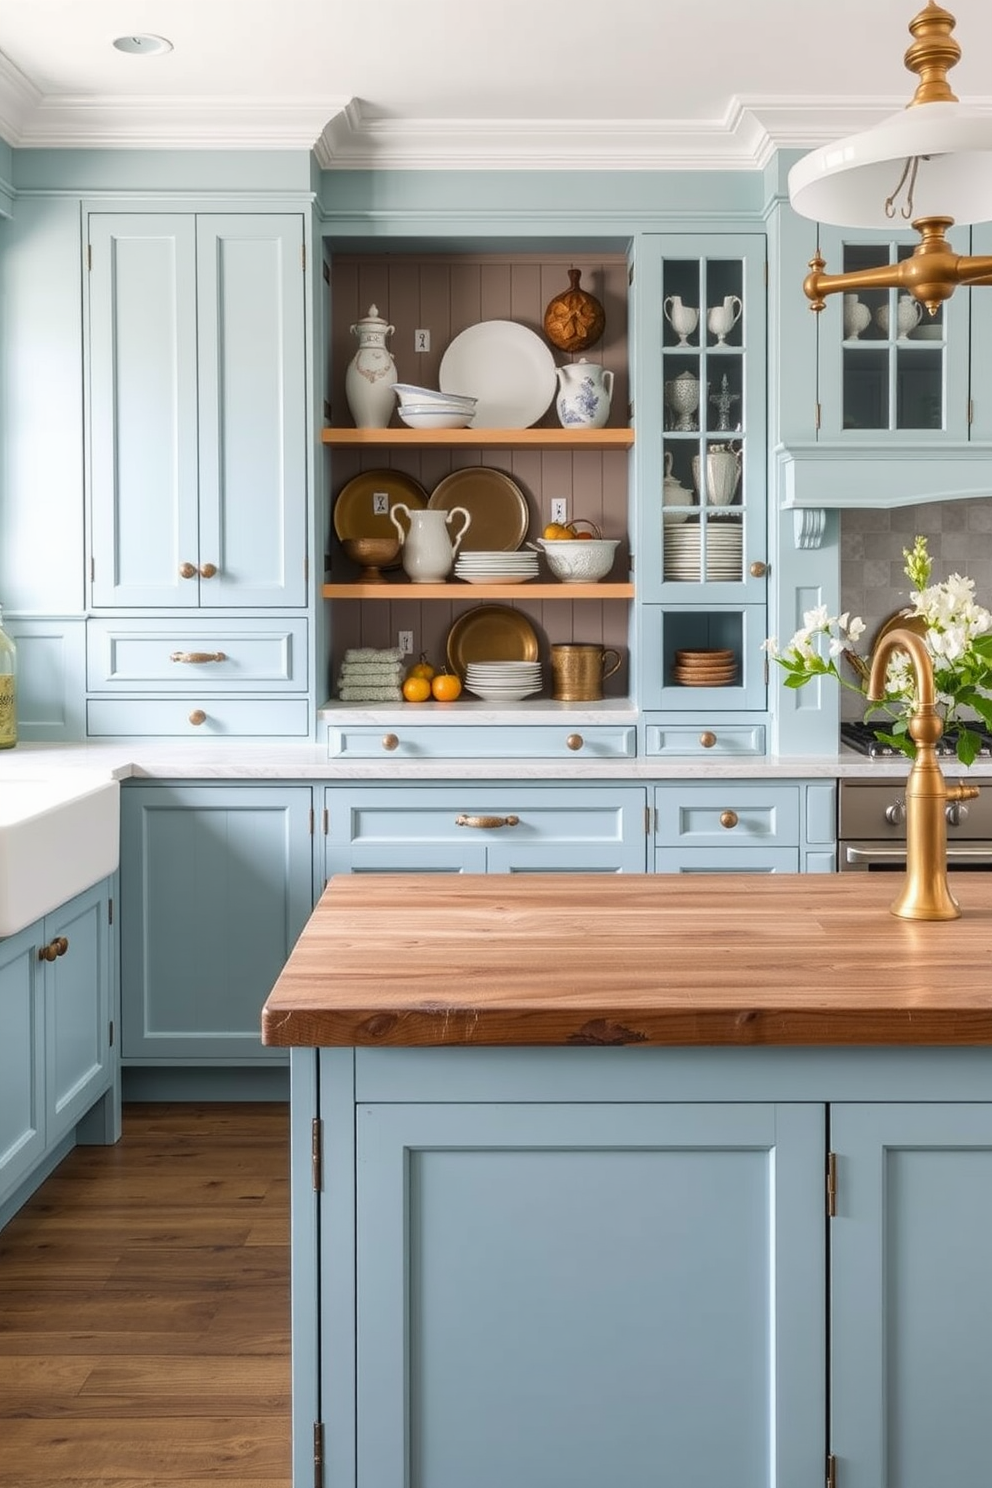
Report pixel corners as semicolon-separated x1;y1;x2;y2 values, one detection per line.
555;358;614;430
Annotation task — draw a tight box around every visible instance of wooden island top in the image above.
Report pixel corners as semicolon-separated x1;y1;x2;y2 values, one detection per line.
261;873;992;1049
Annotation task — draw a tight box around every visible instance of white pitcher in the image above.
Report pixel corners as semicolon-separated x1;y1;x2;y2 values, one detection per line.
555;358;614;429
390;505;471;583
843;294;872;340
706;295;743;345
663;295;699;347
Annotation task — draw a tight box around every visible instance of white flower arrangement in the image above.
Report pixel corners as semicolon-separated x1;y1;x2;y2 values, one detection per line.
764;536;992;765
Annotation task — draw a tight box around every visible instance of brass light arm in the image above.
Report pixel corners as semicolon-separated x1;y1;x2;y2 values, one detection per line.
805;216;992;313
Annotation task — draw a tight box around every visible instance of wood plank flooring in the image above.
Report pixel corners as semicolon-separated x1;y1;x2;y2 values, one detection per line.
0;1103;292;1487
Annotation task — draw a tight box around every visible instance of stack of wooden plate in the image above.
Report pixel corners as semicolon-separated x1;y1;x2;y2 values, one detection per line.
672;648;737;687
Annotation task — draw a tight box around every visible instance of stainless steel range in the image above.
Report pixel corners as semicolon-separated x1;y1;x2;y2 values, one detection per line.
838;777;992;872
840;720;992;759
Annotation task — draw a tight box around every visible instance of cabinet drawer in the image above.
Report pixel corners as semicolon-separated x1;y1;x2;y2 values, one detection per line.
654;784;800;848
87;619;308;691
87;698;310;737
325;786;648;874
644;723;766;757
327;723;636;760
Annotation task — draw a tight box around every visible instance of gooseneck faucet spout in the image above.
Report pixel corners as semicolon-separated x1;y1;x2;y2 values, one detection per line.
867;628;980;919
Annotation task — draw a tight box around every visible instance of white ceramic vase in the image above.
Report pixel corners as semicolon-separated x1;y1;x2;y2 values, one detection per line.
843;294;871;340
389;505;472;583
345;304;398;428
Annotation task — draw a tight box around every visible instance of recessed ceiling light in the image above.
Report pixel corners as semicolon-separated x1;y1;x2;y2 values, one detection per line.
112;34;173;56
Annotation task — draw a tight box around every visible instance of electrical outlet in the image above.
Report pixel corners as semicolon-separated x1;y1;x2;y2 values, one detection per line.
551;498;568;526
372;490;389;517
414;329;431;353
398;631;413;655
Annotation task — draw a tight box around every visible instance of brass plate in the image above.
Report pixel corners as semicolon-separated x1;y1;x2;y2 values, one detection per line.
872;608;928;649
333;470;428;542
428;468;529;552
446;605;540;678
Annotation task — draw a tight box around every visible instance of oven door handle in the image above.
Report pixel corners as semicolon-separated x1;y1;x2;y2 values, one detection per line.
845;843;992;866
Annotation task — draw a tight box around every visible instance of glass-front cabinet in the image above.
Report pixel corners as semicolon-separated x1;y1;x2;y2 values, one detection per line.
636;234;768;721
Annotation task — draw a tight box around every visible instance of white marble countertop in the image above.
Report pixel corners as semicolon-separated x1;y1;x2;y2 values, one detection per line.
2;739;991;782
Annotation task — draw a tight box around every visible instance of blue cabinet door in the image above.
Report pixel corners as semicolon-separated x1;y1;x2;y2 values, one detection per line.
0;921;45;1199
121;785;312;1062
45;880;113;1145
88;212;307;609
355;1100;824;1488
830;1103;992;1488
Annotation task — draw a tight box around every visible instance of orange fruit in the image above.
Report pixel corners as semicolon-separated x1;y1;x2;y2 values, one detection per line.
574;530;593;539
431;671;462;701
542;522;572;541
409;653;435;680
401;675;431;703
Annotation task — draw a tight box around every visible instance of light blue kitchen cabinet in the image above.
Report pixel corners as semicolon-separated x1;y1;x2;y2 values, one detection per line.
87;212;308;610
322;784;648;878
0;878;115;1229
830;1103;992;1488
120;784;313;1064
653;779;835;873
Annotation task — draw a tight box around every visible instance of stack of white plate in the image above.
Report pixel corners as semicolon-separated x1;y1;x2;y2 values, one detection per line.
463;661;543;701
455;550;539;585
663;523;742;581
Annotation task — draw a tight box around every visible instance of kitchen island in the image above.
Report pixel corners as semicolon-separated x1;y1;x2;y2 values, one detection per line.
266;872;992;1488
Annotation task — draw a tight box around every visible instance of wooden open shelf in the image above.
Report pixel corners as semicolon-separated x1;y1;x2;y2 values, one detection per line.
323;582;635;601
322;427;634;450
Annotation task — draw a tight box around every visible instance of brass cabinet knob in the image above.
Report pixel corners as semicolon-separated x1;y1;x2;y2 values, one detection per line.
38;936;69;963
719;810;739;830
455;814;520;830
179;562;197;579
565;733;584;752
749;560;768;578
170;651;227;665
699;731;717;749
381;734;399;751
188;710;207;726
199;563;218;579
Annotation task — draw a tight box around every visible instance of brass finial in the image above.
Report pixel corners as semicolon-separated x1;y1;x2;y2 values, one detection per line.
905;2;961;107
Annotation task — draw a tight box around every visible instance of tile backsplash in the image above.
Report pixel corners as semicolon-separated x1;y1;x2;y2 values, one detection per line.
839;497;992;719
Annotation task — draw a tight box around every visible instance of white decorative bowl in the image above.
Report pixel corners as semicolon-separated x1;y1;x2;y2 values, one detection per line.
394;383;477;410
538;537;619;583
397;406;475;429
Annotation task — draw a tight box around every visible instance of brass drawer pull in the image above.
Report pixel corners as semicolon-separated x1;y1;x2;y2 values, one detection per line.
38;936;69;963
188;710;207;726
381;734;399;751
699;731;717;749
455;814;520;830
199;563;218;579
565;733;584;752
179;562;197;579
720;810;739;830
170;651;227;664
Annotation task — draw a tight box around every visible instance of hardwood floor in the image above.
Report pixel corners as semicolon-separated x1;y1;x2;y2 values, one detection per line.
0;1103;292;1487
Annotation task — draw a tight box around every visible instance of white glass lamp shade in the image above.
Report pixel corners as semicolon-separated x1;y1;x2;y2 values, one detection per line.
788;101;992;228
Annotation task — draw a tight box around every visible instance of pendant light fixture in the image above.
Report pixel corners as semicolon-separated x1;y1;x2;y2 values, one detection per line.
788;2;992;314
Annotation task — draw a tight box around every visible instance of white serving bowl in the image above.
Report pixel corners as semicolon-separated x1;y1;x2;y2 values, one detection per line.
394;383;478;410
538;537;620;583
398;406;475;429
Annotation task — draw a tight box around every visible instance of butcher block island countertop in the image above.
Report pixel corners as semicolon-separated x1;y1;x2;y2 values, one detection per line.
261;873;992;1048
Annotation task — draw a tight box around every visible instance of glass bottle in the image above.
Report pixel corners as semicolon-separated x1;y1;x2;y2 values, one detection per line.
0;606;17;749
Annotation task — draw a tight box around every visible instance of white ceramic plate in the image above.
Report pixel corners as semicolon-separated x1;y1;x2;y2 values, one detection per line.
439;320;557;429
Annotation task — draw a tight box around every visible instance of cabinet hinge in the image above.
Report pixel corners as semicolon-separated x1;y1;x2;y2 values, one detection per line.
107;897;114;925
87;243;92;271
814;402;822;431
313;1419;324;1488
308;807;315;836
644;803;651;836
304;554;309;584
763;259;768;286
109;1020;114;1048
968;398;974;427
90;555;95;582
827;1150;838;1217
311;1117;323;1191
301;243;307;273
827;1450;837;1488
322;807;329;836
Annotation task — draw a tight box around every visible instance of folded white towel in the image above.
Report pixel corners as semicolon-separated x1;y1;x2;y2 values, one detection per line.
338;684;404;702
338;661;404;678
343;646;405;663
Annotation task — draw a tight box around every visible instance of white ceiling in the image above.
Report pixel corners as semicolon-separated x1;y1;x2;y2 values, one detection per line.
0;0;990;169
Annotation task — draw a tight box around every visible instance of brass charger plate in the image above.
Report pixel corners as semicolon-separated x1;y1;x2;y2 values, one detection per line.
333;470;428;542
872;609;928;648
446;605;540;679
428;468;529;552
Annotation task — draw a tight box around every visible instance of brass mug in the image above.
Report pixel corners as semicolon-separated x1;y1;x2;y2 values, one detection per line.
550;643;622;702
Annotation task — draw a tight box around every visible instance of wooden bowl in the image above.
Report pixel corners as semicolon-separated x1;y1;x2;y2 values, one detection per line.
342;536;401;583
